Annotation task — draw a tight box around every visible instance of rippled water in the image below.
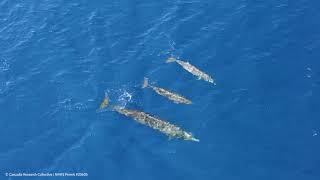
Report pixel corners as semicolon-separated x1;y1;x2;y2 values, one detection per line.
1;0;320;180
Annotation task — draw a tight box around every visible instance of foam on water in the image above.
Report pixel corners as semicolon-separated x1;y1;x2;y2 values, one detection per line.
102;87;133;108
117;90;133;107
0;59;10;72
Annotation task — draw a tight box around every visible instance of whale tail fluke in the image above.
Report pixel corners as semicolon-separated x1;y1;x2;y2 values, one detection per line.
166;57;176;63
98;93;110;110
142;77;149;88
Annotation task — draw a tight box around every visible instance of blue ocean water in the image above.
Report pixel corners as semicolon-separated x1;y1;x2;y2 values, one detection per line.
1;0;320;179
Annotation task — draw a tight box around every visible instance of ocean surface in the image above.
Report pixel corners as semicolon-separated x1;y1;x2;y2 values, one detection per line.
1;0;320;180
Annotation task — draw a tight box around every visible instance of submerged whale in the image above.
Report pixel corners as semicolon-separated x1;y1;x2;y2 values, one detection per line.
98;95;199;142
166;57;216;84
142;77;192;104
